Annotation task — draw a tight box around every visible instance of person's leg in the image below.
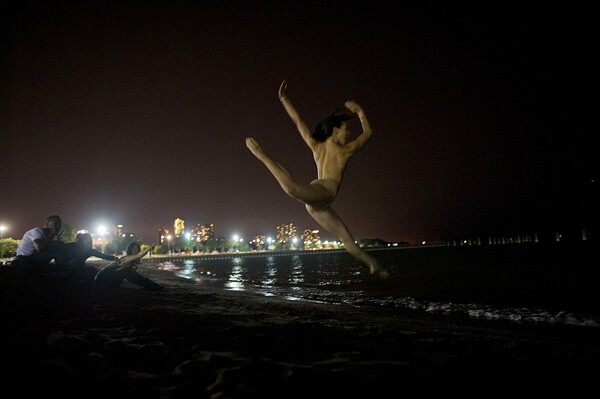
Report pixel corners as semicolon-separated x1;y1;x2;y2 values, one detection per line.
94;267;124;287
28;252;55;271
246;137;332;204
305;204;389;278
125;270;162;291
80;265;97;283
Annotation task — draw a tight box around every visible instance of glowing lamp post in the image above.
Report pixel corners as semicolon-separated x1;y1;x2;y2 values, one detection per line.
0;225;6;258
185;232;191;254
232;235;239;252
97;225;107;252
166;235;172;255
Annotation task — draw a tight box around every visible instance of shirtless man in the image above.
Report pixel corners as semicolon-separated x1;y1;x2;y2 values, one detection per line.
246;80;389;278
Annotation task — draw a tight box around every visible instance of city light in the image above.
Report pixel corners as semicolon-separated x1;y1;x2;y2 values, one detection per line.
0;225;6;258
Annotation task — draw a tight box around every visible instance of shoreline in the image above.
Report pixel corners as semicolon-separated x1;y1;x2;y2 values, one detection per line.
1;263;599;397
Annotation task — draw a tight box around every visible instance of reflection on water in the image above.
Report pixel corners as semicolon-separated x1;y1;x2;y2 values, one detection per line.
262;256;277;289
150;248;600;328
178;259;197;280
289;256;304;286
226;257;245;291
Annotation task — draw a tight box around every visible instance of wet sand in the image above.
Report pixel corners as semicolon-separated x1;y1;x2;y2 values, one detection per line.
1;261;598;398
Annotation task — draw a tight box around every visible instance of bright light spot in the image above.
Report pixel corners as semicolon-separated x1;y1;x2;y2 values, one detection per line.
98;225;107;236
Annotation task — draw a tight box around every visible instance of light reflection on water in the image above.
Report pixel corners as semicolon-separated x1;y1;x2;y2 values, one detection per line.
289;255;304;285
225;257;245;291
150;249;600;328
262;256;277;287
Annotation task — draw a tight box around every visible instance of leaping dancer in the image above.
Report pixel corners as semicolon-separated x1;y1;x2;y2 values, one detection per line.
246;80;389;278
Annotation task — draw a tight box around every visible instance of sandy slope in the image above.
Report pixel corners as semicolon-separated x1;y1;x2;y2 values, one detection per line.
0;263;598;398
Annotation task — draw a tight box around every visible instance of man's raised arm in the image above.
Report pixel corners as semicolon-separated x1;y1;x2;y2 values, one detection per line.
278;80;313;146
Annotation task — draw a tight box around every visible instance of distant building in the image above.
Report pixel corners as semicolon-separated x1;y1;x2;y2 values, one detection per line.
158;228;171;244
196;223;215;242
302;229;320;248
276;222;297;244
174;218;185;237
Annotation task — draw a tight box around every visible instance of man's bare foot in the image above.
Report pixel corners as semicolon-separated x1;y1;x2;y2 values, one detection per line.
245;137;265;159
370;262;389;278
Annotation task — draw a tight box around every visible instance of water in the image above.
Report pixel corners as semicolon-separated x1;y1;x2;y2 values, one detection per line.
145;243;600;328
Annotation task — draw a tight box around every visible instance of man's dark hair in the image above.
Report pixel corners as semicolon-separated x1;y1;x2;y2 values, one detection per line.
76;232;92;242
46;215;62;232
126;241;141;255
312;109;354;142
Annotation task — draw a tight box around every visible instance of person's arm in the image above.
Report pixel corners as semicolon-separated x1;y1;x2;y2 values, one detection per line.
278;80;315;147
342;100;373;154
88;248;119;261
118;244;154;265
33;228;55;252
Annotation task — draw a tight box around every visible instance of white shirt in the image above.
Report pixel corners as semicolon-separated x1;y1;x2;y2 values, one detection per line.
16;227;45;256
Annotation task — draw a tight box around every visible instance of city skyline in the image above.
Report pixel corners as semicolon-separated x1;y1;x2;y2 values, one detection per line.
2;2;595;246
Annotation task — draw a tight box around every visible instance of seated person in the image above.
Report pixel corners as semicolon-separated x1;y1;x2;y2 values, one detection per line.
12;215;64;271
54;232;119;281
94;241;162;291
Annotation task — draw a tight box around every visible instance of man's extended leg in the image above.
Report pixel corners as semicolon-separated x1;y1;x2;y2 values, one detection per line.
246;137;330;204
305;205;389;278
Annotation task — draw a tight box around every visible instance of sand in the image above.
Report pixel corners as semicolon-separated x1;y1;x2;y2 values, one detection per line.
1;261;598;398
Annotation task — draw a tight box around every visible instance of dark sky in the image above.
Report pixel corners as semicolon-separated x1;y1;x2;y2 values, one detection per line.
1;1;596;244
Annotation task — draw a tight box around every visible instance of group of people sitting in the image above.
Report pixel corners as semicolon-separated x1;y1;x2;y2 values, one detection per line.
8;215;162;291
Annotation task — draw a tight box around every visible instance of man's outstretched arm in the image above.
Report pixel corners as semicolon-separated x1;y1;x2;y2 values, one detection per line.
278;80;314;147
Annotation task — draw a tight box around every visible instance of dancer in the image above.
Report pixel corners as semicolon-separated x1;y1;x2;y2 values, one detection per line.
246;80;388;278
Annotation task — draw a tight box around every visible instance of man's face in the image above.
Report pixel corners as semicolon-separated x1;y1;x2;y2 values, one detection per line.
47;220;61;236
336;123;349;145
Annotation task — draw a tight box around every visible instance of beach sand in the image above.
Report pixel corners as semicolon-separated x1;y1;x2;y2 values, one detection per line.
1;261;598;398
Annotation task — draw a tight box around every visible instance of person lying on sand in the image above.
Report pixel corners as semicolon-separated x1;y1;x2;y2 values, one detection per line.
94;241;162;291
246;80;388;278
54;232;119;281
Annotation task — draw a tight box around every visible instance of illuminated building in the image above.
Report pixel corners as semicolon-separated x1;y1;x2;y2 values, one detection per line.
115;224;124;237
196;223;215;242
302;229;320;248
159;228;170;244
276;222;297;243
174;217;185;237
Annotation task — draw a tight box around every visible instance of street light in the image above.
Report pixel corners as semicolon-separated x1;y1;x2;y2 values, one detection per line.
185;232;191;254
97;225;107;252
166;235;172;255
0;225;6;258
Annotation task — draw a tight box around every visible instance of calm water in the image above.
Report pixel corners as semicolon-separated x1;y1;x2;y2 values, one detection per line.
145;243;600;328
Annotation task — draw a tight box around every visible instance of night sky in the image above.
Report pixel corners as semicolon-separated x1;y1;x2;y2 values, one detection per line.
1;1;596;245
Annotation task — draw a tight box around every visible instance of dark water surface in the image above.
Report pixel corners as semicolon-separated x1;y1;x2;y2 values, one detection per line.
145;242;599;328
